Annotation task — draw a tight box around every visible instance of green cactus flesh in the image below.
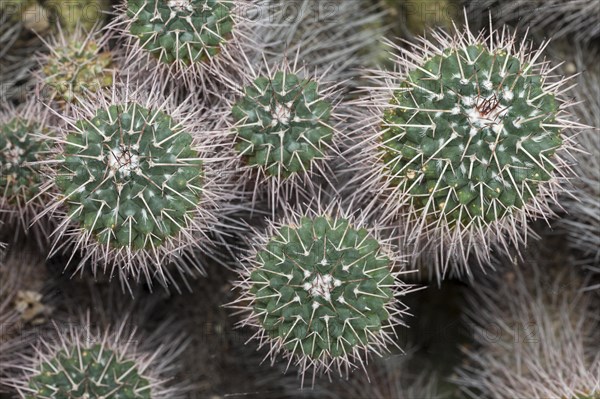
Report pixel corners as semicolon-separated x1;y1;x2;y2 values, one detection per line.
0;118;48;205
381;45;562;226
249;216;395;359
56;103;203;250
43;38;113;103
127;0;234;65
27;343;151;398
232;71;333;178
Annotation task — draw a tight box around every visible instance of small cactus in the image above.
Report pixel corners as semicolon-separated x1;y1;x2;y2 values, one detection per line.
115;0;256;90
348;17;579;278
41;79;230;287
8;314;189;398
229;205;412;384
38;28;114;105
227;58;344;212
0;103;52;241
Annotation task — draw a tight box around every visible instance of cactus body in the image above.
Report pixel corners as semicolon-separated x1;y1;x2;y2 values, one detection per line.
8;314;189;398
56;103;203;251
348;20;579;279
381;44;561;226
43;81;228;287
0;118;47;207
126;0;234;65
0;105;53;245
27;343;152;398
230;207;412;382
232;71;333;178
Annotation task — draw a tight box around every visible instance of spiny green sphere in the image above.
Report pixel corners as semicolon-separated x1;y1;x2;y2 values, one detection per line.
0;118;48;205
27;343;151;398
43;38;113;103
250;216;395;359
127;0;234;65
382;45;562;226
56;103;203;250
232;71;333;178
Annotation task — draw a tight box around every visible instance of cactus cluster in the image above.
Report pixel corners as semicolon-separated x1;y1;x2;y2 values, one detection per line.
349;21;578;278
39;29;114;104
231;207;412;382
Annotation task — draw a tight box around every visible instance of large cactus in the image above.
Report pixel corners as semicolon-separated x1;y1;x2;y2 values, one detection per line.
348;18;579;279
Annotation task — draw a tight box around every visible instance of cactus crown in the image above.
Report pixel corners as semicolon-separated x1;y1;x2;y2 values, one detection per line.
0;118;48;206
232;70;333;178
27;343;152;398
56;103;203;251
381;43;562;226
234;209;411;381
42;35;113;103
127;0;234;65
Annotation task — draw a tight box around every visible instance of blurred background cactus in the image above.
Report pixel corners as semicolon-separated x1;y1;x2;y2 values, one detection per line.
0;0;598;398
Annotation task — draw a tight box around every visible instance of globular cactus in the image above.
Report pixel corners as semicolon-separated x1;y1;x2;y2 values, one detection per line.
7;314;190;398
39;78;232;288
126;0;234;65
115;0;260;90
37;28;114;105
226;58;345;212
452;252;600;399
0;103;52;243
347;17;580;279
229;204;413;384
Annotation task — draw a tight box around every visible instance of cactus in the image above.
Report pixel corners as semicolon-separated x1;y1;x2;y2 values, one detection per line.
40;80;229;288
38;28;114;105
115;0;256;90
232;67;334;178
8;314;189;398
348;17;579;278
0;104;52;241
229;205;412;384
227;58;344;212
125;0;234;65
452;252;600;399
